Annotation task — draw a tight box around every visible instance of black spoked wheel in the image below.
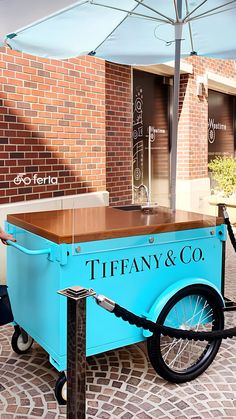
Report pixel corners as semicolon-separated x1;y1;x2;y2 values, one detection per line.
147;285;224;383
11;326;34;355
55;372;67;405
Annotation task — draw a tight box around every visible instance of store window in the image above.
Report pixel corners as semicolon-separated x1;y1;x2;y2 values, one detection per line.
133;70;170;205
208;90;235;163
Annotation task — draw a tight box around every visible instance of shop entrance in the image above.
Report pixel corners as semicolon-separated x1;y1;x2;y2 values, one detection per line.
133;69;170;206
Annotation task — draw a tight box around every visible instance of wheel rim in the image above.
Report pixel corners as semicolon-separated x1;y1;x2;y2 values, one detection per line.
17;334;33;351
159;293;220;374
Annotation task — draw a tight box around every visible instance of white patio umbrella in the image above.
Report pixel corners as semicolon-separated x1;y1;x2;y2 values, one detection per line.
3;0;236;209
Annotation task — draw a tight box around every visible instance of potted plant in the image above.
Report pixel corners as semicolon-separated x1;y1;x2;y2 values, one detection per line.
208;155;236;223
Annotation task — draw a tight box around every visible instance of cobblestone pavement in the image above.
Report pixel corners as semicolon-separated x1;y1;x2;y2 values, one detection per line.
0;237;236;419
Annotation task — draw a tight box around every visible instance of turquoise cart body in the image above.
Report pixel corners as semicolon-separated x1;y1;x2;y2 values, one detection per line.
6;220;226;372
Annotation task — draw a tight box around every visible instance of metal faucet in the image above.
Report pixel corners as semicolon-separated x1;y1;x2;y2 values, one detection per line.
136;183;150;206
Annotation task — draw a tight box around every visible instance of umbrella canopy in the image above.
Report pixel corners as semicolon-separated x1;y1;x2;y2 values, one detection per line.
4;0;236;63
3;0;236;209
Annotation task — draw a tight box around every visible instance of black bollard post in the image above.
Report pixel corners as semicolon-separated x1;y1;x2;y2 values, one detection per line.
58;286;96;418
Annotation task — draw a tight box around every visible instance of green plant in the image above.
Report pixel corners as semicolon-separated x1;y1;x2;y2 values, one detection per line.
208;156;236;198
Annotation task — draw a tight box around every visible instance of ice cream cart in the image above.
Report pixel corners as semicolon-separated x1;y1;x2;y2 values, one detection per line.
6;205;226;403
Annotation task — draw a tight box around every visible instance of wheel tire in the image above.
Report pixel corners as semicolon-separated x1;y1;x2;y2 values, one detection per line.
55;372;67;405
11;326;34;354
147;285;224;383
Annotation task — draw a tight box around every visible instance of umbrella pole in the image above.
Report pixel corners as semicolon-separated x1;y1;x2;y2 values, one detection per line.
170;2;183;211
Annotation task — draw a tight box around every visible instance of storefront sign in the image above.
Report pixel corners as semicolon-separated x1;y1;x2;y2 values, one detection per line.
208;90;234;159
208;118;227;144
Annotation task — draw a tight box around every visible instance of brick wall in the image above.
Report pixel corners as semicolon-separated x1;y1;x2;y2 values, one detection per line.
0;48;106;204
1;47;236;206
177;56;236;180
105;62;133;205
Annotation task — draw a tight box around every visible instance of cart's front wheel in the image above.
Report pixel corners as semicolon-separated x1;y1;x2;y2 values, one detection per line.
11;326;34;354
55;372;67;405
147;285;224;383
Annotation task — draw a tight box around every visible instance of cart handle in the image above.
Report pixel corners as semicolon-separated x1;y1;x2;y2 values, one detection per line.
7;240;52;256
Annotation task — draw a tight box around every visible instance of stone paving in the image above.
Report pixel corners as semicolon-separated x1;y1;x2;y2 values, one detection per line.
0;237;236;418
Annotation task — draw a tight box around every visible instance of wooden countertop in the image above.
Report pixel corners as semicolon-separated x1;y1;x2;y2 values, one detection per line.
7;206;223;244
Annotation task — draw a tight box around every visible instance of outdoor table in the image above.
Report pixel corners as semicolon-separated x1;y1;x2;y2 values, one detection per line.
6;205;226;403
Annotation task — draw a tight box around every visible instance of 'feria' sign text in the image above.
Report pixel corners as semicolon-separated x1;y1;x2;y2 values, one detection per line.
85;246;204;280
